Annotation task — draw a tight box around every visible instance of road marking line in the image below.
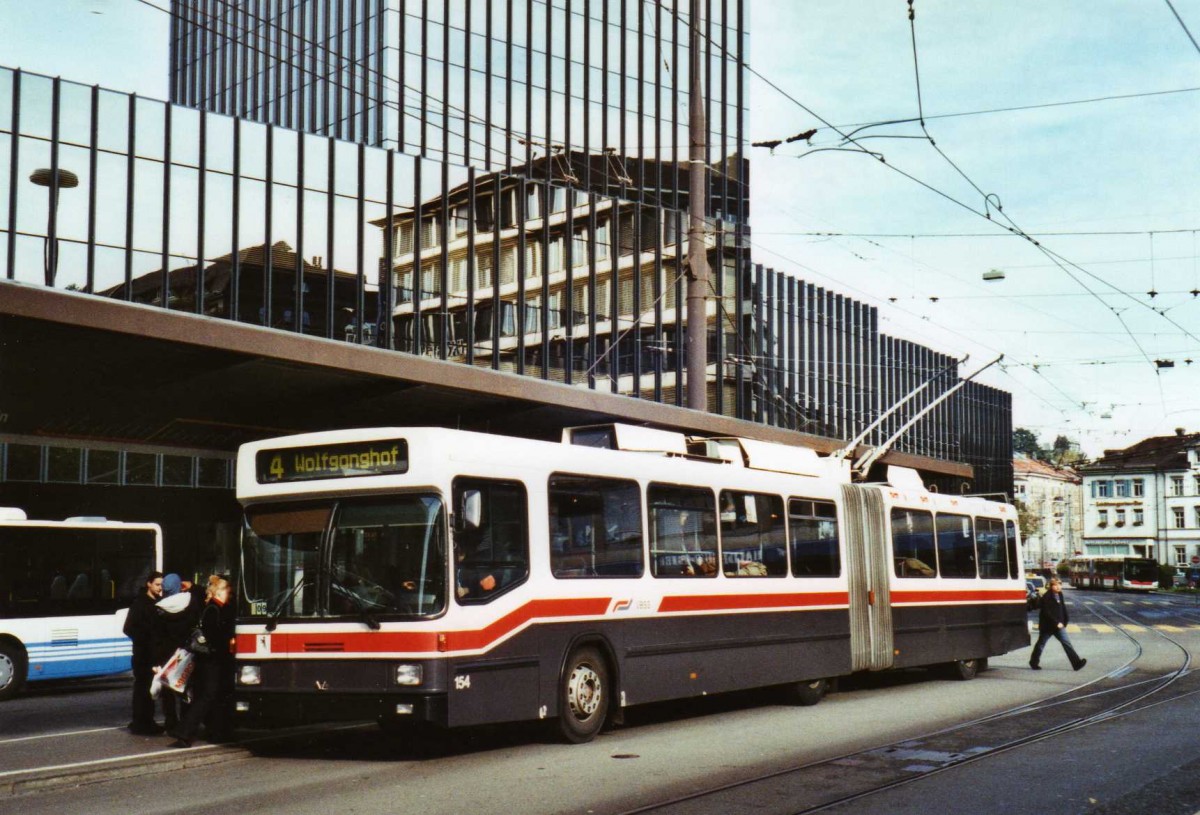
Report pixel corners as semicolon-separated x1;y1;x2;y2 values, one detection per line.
1120;624;1143;632
1155;625;1188;633
1091;624;1115;633
1067;625;1082;633
0;726;123;746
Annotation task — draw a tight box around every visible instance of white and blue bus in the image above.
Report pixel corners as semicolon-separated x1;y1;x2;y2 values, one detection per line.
0;508;163;700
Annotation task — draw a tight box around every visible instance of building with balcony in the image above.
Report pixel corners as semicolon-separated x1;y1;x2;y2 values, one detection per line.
1013;454;1082;569
1080;429;1200;566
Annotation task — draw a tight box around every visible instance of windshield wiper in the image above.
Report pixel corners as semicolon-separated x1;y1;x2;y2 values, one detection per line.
330;574;382;630
265;579;312;632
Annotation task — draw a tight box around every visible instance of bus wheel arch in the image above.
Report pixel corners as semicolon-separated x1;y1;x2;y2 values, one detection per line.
555;637;616;744
0;637;28;701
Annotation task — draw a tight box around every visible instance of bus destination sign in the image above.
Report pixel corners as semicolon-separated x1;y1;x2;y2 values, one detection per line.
256;439;409;483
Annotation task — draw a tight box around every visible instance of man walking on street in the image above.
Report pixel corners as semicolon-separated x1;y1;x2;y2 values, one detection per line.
1030;577;1087;671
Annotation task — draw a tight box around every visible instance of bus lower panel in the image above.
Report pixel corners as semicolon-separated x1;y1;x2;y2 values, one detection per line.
235;690;447;727
891;603;1030;670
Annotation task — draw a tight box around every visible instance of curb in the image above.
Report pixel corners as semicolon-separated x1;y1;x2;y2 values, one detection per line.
0;743;252;798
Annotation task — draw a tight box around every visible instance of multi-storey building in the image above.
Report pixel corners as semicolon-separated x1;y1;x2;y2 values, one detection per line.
1013;454;1082;569
1080;429;1200;566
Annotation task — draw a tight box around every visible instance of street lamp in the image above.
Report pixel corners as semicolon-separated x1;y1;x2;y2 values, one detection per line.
29;167;79;287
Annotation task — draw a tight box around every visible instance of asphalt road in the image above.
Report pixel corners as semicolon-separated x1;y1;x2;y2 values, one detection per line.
3;589;1199;814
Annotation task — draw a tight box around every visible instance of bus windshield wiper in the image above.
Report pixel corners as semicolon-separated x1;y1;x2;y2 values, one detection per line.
330;574;382;630
264;579;311;632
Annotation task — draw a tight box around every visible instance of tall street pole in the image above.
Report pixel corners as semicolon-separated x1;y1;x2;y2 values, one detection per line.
686;0;709;412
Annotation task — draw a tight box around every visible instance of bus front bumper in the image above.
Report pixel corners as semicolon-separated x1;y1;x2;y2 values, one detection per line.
234;689;447;728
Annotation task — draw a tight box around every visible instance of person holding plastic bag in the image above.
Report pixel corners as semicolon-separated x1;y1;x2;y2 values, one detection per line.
151;574;203;730
170;575;236;748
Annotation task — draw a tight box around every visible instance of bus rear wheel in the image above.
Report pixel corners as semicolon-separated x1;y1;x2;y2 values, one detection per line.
946;658;980;681
557;646;609;744
784;677;829;706
0;642;27;701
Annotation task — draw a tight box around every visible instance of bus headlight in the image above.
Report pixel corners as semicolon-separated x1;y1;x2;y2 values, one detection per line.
395;664;423;686
238;665;262;686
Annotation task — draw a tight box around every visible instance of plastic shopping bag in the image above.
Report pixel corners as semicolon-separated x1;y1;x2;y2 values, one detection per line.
154;647;196;697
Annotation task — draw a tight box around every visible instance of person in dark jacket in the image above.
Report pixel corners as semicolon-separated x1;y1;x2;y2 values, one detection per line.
171;575;237;748
1030;577;1087;671
152;574;203;732
123;571;164;735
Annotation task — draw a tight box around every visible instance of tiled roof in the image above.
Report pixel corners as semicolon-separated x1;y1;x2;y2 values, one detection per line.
1081;432;1200;473
1013;455;1080;482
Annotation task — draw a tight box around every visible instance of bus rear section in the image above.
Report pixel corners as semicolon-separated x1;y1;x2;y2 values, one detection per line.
0;510;163;699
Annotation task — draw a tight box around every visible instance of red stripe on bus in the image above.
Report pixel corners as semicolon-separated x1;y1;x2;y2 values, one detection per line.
891;589;1026;604
235;597;612;655
658;592;849;613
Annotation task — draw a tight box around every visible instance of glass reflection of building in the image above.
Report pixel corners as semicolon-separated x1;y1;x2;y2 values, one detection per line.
168;0;751;411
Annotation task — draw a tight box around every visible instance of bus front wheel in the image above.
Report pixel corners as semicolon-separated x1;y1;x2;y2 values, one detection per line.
0;642;27;701
784;677;829;706
557;646;610;744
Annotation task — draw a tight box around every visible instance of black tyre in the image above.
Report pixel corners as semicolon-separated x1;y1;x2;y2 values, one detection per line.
784;677;828;707
946;658;980;681
0;641;27;702
557;646;610;744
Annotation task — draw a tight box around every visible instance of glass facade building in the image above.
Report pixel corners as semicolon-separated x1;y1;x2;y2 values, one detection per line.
0;1;1014;494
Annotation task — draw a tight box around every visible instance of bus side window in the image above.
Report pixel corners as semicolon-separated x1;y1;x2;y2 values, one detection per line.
891;508;936;578
935;513;977;578
789;499;840;577
719;491;786;577
548;475;644;578
976;518;1008;579
453;478;529;603
1004;520;1019;579
648;485;718;578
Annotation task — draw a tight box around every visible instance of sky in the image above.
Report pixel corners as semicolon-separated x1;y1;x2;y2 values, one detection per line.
2;0;1198;456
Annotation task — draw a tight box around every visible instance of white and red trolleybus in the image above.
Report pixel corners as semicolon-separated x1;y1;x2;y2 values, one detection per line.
1067;556;1158;591
231;425;1029;742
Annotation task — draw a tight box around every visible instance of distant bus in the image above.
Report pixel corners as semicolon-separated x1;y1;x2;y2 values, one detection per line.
0;509;163;700
1067;556;1158;591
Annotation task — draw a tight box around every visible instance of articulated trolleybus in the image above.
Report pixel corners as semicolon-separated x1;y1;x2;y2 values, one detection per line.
1068;556;1158;591
0;509;162;700
233;425;1028;742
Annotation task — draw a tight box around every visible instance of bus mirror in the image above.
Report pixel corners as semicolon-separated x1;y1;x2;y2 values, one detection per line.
461;490;482;529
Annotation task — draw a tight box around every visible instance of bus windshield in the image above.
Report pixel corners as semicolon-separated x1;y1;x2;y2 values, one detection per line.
1126;559;1158;583
240;495;447;620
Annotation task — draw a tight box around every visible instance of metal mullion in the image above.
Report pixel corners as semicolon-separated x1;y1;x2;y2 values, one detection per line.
231;118;242;322
86;84;98;292
714;226;725;416
160;104;172;308
582;0;590;191
505;1;514;172
734;225;744;418
564;191;574;385
325;136;336;338
631;200;641;395
719;0;728;221
485;0;493;169
419;0;428;156
349;0;360;142
673;210;684;405
774;268;785;425
586;191;598;389
323;0;332;135
786;275;796;428
293;128;304;333
515;176;526;375
671;0;679;209
753;263;763;423
197;0;208;111
653;0;662;199
652;205;663;402
336;0;346;141
636;0;644;205
618;0;627;193
0;103;23;281
356;142;366;343
369;0;379;143
307;0;318;134
491;174;502;370
381;148;395;350
601;0;609;190
47;77;61;288
525;0;533;169
466;166;476;364
539;179;550;379
704;0;712;171
563;0;571;164
442;0;451;162
464;0;472;164
263;124;274;327
398;0;406;149
413;159;423;355
439;160;449;359
196;110;208;314
608;195;619;393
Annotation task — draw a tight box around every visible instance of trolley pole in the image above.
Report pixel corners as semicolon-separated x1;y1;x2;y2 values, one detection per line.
685;0;709;412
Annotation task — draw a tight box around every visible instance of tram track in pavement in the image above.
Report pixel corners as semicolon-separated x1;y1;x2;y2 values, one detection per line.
617;594;1194;815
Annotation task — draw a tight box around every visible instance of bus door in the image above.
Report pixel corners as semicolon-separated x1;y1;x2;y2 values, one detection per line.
839;485;893;672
